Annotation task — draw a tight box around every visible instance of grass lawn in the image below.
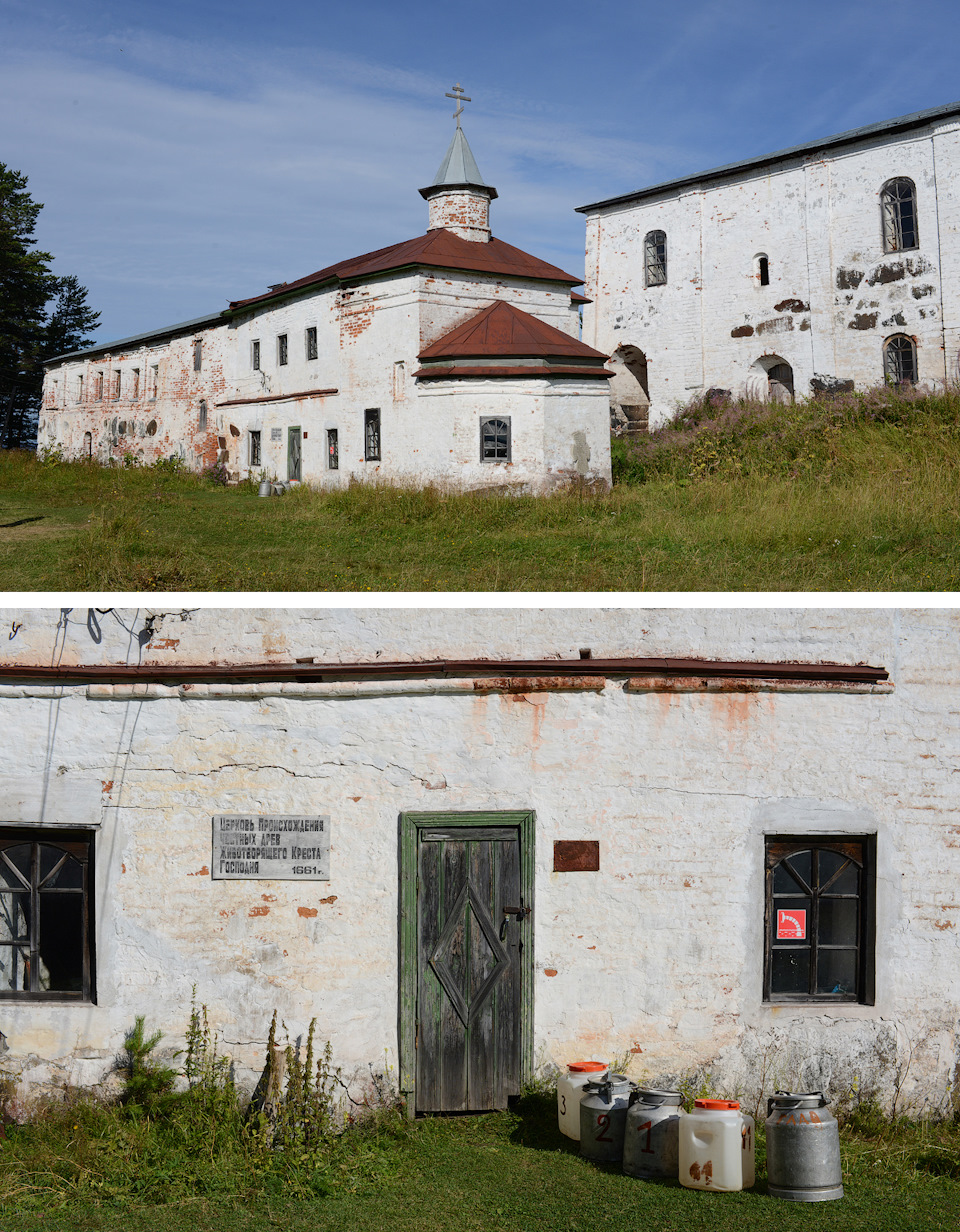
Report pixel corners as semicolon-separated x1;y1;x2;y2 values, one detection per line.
1;423;958;591
4;1094;959;1232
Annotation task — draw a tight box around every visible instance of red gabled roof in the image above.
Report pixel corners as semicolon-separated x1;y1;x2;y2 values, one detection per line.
418;300;608;360
228;230;582;311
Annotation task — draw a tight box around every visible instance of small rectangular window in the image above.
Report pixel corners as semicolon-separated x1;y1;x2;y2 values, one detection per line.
112;370;121;400
327;427;339;470
249;430;261;467
193;339;203;372
481;416;511;462
305;327;318;361
131;368;140;399
764;836;874;1004
149;365;158;400
364;408;380;461
758;256;770;286
252;340;261;371
278;335;288;366
0;829;95;1001
95;372;104;400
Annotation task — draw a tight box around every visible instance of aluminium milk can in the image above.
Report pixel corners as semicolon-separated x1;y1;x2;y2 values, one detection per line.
679;1099;755;1192
765;1091;843;1202
557;1061;609;1140
579;1073;632;1163
622;1087;684;1180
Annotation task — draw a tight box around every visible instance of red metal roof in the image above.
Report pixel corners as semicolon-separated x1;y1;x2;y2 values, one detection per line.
418;300;609;360
228;230;582;311
413;364;611;380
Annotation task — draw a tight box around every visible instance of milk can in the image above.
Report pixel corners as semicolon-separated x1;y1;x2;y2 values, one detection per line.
557;1061;608;1140
622;1088;684;1180
679;1099;755;1192
765;1091;843;1202
579;1073;632;1163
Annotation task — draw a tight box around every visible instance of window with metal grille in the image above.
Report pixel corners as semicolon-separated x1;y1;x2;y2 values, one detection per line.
881;178;918;252
305;327;318;361
644;230;667;287
0;831;94;1001
327;427;339;470
252;340;261;371
249;429;261;467
480;416;511;462
883;334;917;385
364;409;380;461
764;836;873;1003
199;399;207;431
277;335;288;366
193;339;203;372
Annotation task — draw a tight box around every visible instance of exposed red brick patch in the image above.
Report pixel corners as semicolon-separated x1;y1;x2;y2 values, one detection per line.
248;905;270;917
319;895;338;905
544;968;558;977
188;865;209;877
298;906;318;918
261;893;277;902
349;797;362;802
101;780;114;793
934;920;955;930
121;863;126;874
149;638;180;650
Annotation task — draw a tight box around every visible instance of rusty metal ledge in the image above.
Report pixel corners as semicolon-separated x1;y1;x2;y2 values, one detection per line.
0;656;888;687
625;675;893;695
216;387;338;408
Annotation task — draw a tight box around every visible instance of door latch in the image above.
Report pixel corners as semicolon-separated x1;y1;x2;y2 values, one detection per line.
499;905;531;940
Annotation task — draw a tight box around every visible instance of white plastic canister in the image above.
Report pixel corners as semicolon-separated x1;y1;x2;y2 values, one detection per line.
679;1099;755;1192
554;1064;608;1138
557;1061;608;1139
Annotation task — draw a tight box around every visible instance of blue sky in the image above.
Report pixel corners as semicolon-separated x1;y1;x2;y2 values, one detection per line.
4;0;960;345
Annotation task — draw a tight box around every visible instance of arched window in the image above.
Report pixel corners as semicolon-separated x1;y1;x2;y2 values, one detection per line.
883;334;917;385
880;178;918;252
83;431;93;458
644;231;667;287
755;253;770;286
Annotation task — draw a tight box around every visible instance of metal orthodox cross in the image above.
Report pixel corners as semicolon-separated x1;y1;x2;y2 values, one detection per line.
445;83;471;128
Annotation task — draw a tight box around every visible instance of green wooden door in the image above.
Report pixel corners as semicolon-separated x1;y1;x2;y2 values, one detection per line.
400;813;534;1114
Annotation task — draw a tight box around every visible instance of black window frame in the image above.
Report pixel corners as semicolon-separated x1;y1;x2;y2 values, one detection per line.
758;255;770;286
277;335;288;367
480;416;511;462
327;427;339;470
364;408;381;461
305;327;318;361
0;829;95;1002
193;338;203;372
764;835;874;1005
252;340;261;372
883;334;917;385
644;230;667;287
880;177;918;253
249;429;261;467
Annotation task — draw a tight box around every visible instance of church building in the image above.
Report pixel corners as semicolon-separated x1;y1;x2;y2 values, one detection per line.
40;94;612;492
578;100;960;429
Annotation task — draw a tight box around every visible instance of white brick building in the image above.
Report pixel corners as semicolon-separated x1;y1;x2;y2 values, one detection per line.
0;606;956;1116
40;124;611;492
578;100;960;428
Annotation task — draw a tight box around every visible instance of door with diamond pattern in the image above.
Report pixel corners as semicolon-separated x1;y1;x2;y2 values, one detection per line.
416;825;523;1112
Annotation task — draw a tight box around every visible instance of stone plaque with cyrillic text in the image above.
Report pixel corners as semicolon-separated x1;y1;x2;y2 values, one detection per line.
212;815;330;879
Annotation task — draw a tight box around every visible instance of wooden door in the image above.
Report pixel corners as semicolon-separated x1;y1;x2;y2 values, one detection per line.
287;427;302;481
415;824;527;1112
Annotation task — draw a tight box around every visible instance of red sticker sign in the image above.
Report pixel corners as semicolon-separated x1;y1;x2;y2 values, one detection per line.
777;909;806;939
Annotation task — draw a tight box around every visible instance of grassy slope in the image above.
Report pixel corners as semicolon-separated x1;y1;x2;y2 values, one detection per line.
5;1097;959;1232
2;388;958;591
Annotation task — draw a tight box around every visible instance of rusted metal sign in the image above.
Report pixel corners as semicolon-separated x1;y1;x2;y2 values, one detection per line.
212;815;330;880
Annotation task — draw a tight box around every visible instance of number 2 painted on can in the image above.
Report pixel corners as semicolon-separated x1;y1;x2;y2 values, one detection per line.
637;1119;653;1153
595;1114;613;1142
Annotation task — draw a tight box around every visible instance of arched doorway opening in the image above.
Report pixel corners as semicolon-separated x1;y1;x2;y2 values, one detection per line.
748;355;794;403
608;345;650;435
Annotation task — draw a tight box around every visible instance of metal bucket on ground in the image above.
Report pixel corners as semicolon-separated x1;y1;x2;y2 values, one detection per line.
579;1073;632;1163
258;481;273;497
765;1091;843;1202
622;1087;684;1180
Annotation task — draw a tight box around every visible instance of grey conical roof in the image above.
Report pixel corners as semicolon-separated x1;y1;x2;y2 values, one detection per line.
431;126;489;188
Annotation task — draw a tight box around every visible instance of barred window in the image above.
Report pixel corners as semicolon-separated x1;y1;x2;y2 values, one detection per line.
305;327;318;361
277;335;288;366
480;416;511;462
0;831;95;1001
880;178;918;252
249;430;261;467
252;340;261;371
327;427;339;470
765;836;873;1004
883;334;917;385
644;230;667;287
364;409;381;461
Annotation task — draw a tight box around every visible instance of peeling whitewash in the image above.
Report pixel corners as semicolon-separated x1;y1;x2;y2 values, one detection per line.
0;606;957;1115
581;105;960;426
